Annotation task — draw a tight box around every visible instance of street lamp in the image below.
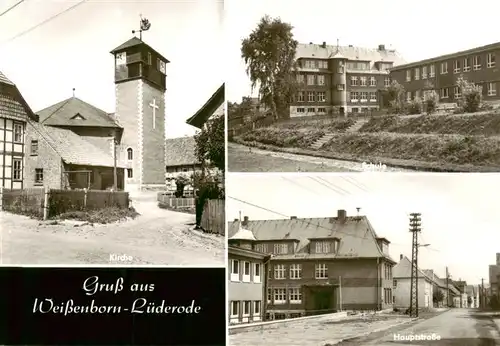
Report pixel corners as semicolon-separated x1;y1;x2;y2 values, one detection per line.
418;243;430;248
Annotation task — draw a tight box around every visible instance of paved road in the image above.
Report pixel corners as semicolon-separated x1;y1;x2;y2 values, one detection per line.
228;142;414;173
340;309;500;346
0;192;224;266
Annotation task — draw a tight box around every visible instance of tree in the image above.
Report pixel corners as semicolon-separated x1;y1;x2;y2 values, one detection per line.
174;174;189;198
241;15;298;120
385;80;406;114
456;75;482;113
433;290;445;305
194;112;224;171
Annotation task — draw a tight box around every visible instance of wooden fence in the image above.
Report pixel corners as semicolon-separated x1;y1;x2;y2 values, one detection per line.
200;199;225;235
0;188;129;219
157;192;196;209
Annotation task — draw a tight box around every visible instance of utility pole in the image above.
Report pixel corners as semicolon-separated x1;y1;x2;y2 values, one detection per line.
409;213;422;318
113;131;118;191
481;278;485;309
446;267;450;307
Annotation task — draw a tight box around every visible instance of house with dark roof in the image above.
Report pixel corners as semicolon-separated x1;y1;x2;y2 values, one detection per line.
228;224;270;324
291;42;406;117
227;209;396;319
393;255;434;309
164;136;201;178
186;83;224;129
0;70;38;189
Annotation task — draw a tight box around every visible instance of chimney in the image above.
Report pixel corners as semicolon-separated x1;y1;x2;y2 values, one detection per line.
378;44;385;51
321;41;326;48
242;216;249;226
234;218;238;222
348;45;353;47
400;254;403;260
290;216;297;220
337;209;347;223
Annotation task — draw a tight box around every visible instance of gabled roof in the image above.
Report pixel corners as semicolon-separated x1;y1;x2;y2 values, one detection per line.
0;70;38;121
110;37;170;63
186;83;225;129
0;70;14;85
29;122;126;168
165;136;200;167
227;215;396;262
393;256;433;281
296;43;406;67
37;97;120;128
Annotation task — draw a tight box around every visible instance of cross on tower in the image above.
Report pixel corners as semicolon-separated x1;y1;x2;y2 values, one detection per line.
149;98;159;129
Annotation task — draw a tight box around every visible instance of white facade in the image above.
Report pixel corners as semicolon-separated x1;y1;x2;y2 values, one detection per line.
393;277;434;309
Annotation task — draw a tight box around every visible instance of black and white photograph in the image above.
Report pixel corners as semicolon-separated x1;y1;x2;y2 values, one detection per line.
226;0;500;173
227;174;500;345
0;0;225;265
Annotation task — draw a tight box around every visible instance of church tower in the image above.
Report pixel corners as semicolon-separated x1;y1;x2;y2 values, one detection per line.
110;37;169;191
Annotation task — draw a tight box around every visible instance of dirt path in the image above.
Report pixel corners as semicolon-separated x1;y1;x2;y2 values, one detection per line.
0;193;225;266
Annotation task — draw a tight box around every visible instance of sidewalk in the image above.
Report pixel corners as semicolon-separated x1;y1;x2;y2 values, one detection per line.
229;314;414;346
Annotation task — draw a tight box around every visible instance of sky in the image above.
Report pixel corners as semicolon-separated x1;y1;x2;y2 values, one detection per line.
226;173;500;286
0;0;224;138
225;0;500;102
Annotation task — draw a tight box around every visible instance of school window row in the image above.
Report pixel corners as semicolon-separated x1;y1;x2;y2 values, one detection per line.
271;263;329;279
406;82;497;101
296;91;326;102
297;74;326;86
350;91;378;102
296;107;326;114
229;259;262;283
350;76;391;87
229;300;262;323
267;287;303;304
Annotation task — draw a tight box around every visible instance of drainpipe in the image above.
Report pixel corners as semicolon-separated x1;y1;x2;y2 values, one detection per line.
262;255;272;321
377;258;380;310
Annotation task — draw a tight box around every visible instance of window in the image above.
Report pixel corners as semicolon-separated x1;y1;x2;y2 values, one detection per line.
254;243;269;253
454;86;461;99
297;74;305;84
474;55;481;70
289;264;302;279
429;65;435;77
317;91;326;102
127;169;133;178
384;77;391;87
13;158;22;181
347;61;369;70
13;122;23;143
360;76;367;86
157;58;166;74
406;70;411;82
230;259;239;281
370;77;376;87
147;52;152;65
440;62;448;74
370;92;377;102
253;301;261;320
441;88;449;99
307;92;315;102
267;288;272;303
463;57;471;72
319;60;328;69
273;288;286;304
337;64;345;73
35;168;43;185
317;75;325;85
422;66;427;79
274;243;288;254
307;75;315;85
254;263;261;283
406;91;411;102
315;241;330;253
414;68;420;80
488;82;497;96
307;107;315;113
243;261;251;282
243;301;251;316
297;91;305;102
337;84;345;91
230;301;239;318
415;90;420;99
350;91;359;102
454;60;461;74
31;140;38;155
488;53;496;68
352;107;359;113
304;60;315;69
127;148;133;160
297;107;305;113
289;288;302;304
274;264;286;279
360;92;368;102
393;279;397;288
317;107;326;114
315;263;328;279
350;76;358;86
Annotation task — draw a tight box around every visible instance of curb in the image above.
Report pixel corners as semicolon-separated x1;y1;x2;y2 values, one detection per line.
326;318;419;346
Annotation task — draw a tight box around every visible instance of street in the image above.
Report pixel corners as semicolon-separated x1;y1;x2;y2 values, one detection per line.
0;192;225;266
339;309;500;346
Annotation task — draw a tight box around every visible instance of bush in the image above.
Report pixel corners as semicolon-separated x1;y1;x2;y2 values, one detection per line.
457;76;482;113
57;207;140;224
424;90;439;114
407;97;422;115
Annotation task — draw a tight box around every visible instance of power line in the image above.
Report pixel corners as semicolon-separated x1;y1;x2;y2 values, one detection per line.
1;0;87;45
0;0;26;18
309;176;348;196
316;176;351;195
281;177;322;196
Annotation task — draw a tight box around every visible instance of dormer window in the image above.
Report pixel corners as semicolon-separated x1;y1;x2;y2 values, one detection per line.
315;241;331;253
71;113;85;120
273;243;288;254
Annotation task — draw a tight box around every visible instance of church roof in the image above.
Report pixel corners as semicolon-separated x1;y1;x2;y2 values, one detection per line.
110;37;170;63
37;97;120;128
0;70;14;85
29;121;126;168
186;83;224;129
165;136;200;167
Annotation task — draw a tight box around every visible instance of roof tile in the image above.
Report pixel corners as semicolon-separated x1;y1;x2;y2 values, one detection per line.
165;136;199;167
